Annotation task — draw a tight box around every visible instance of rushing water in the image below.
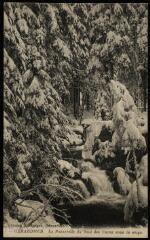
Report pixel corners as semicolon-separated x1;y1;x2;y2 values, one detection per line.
82;167;114;195
58;122;127;226
55;157;126;226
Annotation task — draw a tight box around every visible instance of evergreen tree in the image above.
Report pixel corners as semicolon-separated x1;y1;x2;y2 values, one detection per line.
4;2;76;208
3;2;148;223
88;3;148;118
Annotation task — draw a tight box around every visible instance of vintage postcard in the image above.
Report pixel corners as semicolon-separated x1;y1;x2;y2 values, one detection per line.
3;2;148;238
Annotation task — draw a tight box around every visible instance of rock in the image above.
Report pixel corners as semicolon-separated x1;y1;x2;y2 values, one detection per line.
71;125;83;135
80;161;95;172
82;122;103;160
70;179;90;198
82;121;113;161
70;145;84;151
15;199;44;222
81;118;98;127
58;160;80;178
113;167;131;195
14;199;59;226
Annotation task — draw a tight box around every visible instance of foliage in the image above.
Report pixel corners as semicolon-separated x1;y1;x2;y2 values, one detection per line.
4;3;148;226
3;2;80;216
88;3;148;116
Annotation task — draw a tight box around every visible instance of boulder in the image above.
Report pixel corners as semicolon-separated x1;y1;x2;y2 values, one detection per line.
80;161;95;172
82;122;103;160
70;179;90;199
81;118;98;127
14;199;59;226
82;121;113;161
71;125;83;135
113;167;131;195
58;160;80;178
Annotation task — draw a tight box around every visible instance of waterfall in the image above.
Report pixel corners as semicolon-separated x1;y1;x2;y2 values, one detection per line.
82;167;114;195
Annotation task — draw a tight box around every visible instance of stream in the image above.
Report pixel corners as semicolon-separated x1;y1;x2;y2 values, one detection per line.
55;170;127;226
65;193;126;226
57;125;128;227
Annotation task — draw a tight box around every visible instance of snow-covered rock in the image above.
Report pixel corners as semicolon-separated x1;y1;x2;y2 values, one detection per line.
82;122;103;160
82;120;113;161
80;161;95;172
14;199;59;226
71;125;83;135
81;118;98;127
113;167;131;195
58;160;80;178
70;179;90;198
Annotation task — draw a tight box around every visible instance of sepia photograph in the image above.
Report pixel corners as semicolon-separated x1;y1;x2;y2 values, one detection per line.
3;2;148;238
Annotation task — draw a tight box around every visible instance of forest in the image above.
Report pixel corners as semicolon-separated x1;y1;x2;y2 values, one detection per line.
4;3;148;229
